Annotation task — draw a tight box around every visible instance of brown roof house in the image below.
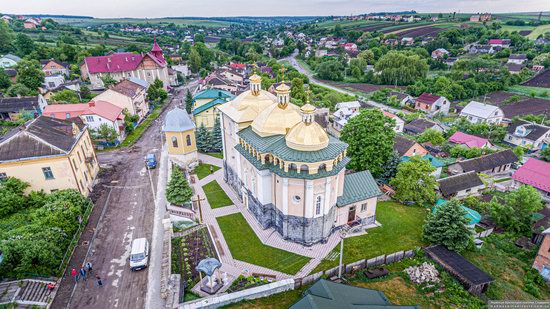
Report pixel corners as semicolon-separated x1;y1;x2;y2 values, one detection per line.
448;150;518;176
93;78;149;121
414;93;450;116
437;171;484;199
404;118;445;135
533;228;550;282
394;135;428;157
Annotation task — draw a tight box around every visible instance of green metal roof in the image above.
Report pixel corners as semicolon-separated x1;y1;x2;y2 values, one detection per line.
402;154;445;168
238;127;348;163
192;98;228;116
434;199;482;226
336;170;382;207
193;89;234;100
290;279;420;309
235;144;349;180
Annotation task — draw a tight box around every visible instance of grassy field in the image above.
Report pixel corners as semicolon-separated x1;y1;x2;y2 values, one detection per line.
528;24;550;39
55;17;234;28
194;163;220;180
203;152;223;159
217;213;310;275
202;180;233;209
312;201;427;273
508;85;550;98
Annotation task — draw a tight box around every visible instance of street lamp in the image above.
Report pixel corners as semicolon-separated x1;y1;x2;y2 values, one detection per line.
338;228;348;279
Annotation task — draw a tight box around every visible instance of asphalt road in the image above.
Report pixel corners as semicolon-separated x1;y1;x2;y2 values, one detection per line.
51;82;197;309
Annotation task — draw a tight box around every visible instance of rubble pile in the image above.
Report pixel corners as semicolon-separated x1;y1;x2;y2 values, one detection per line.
404;262;440;284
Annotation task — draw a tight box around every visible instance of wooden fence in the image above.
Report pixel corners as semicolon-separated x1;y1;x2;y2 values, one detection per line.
473;228;493;239
294;248;417;289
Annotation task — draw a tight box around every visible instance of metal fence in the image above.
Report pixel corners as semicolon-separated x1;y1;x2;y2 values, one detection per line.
294;248;418;289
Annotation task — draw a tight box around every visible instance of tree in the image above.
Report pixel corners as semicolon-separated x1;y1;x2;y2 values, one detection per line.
379;151;400;184
189;48;202;73
16;59;45;91
196;124;212;152
185;90;194;114
0;22;14;54
101;74;117;88
490;185;544;234
316;60;345;81
390;156;437;205
290;78;306;102
340;109;395;177
0;69;12;90
375;51;429;85
423;199;473;252
0;177;29;217
211;117;223;152
6;83;32;97
51;90;80;103
96;123;118;144
417;128;445;145
147;79;168;103
540;147;550;162
358;50;375;65
165;166;193;205
14;33;36;57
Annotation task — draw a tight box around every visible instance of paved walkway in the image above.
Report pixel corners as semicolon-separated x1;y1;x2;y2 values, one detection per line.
193;153;341;279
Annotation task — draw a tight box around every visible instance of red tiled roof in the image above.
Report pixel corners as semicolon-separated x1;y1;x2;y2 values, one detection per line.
416;93;441;105
230;63;246;70
43;100;124;122
512;158;550;193
84;53;143;74
449;132;490;148
488;39;503;45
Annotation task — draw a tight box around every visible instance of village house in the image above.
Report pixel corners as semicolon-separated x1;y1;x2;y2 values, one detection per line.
383;111;404;133
335;101;361;112
402;154;444;178
459;101;504;125
201;73;241;94
507;54;528;65
0;116;99;196
388;92;415;107
93;78;149;121
162;107;198;167
513;158;550;201
431;48;450;59
443;57;458;66
404;118;445;135
42;80;81;101
192;88;234;130
1;15;12;23
449;132;492;149
394;136;428;157
43;75;66;91
220;69;245;85
470;13;491;22
414;93;450;116
401;37;414;46
43;100;126;142
218;72;382;245
533;228;550;281
488;39;511;48
437;171;484;199
0;54;21;69
468;44;495;55
331;107;356;137
505;120;550;150
4;68;16;83
80;40;169;90
0;95;48;121
448;150;518;176
40;59;70;77
23;18;41;29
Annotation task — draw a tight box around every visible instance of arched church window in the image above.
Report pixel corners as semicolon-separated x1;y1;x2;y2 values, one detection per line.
315;196;322;215
172;136;178;148
186;135;192;146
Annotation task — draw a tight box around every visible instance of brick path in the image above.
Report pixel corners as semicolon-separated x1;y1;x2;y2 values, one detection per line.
193;154;341;279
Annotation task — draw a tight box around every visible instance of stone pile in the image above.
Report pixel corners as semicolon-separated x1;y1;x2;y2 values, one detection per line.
404;262;440;284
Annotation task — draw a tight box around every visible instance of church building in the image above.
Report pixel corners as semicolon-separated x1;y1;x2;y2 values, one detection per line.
163;107;198;167
81;39;170;90
217;71;381;246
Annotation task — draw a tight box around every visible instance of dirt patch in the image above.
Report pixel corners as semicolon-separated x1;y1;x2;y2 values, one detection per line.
522;70;550;88
396;26;446;39
480;91;550;118
356;277;420;305
519;30;532;36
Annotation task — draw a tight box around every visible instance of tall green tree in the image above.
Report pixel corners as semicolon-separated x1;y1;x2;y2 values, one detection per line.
185;90;194;114
51;90;80;103
15;59;45;91
490;185;544;234
188;48;202;73
417;128;446;145
6;83;32;97
375;51;429;85
166;166;193;205
0;69;12;90
0;22;14;54
340;109;396;177
196;124;212;152
379;151;400;184
211;117;223;152
14;34;36;57
390;156;437;205
423;199;473;252
96;123;118;144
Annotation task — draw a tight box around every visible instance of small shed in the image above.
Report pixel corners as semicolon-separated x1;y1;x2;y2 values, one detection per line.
424;245;494;295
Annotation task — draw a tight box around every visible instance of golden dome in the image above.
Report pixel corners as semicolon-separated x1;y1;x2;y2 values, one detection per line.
217;89;276;123
251;102;302;137
249;73;261;83
286;121;329;151
300;103;316;114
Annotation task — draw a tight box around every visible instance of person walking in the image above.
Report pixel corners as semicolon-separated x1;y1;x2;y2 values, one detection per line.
96;275;103;287
71;268;78;283
79;267;87;281
85;262;93;274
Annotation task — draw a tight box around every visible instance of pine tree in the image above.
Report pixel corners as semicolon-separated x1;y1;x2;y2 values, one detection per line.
185;90;194;114
211;117;223;152
379;151;400;184
166;166;193;205
196;124;212;152
423;199;473;252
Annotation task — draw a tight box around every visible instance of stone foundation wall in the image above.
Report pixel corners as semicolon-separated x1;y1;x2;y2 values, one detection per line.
223;160;242;201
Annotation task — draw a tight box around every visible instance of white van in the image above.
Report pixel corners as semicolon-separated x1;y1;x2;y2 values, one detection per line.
130;238;149;271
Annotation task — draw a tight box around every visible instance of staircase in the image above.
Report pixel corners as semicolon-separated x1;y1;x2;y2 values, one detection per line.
13;279;54;307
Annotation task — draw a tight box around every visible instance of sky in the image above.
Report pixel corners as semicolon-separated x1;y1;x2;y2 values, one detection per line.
2;0;550;18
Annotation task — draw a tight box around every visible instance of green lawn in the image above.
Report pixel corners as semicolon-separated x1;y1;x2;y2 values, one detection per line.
202;180;233;209
313;201;428;273
204;152;224;159
508;86;550;99
217;213;311;275
194;163;220;180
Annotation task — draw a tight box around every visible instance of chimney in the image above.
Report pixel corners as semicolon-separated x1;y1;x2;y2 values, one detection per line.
125;57;128;62
88;101;96;108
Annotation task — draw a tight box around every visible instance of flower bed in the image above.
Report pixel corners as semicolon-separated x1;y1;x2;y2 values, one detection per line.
227;275;270;293
171;226;218;298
